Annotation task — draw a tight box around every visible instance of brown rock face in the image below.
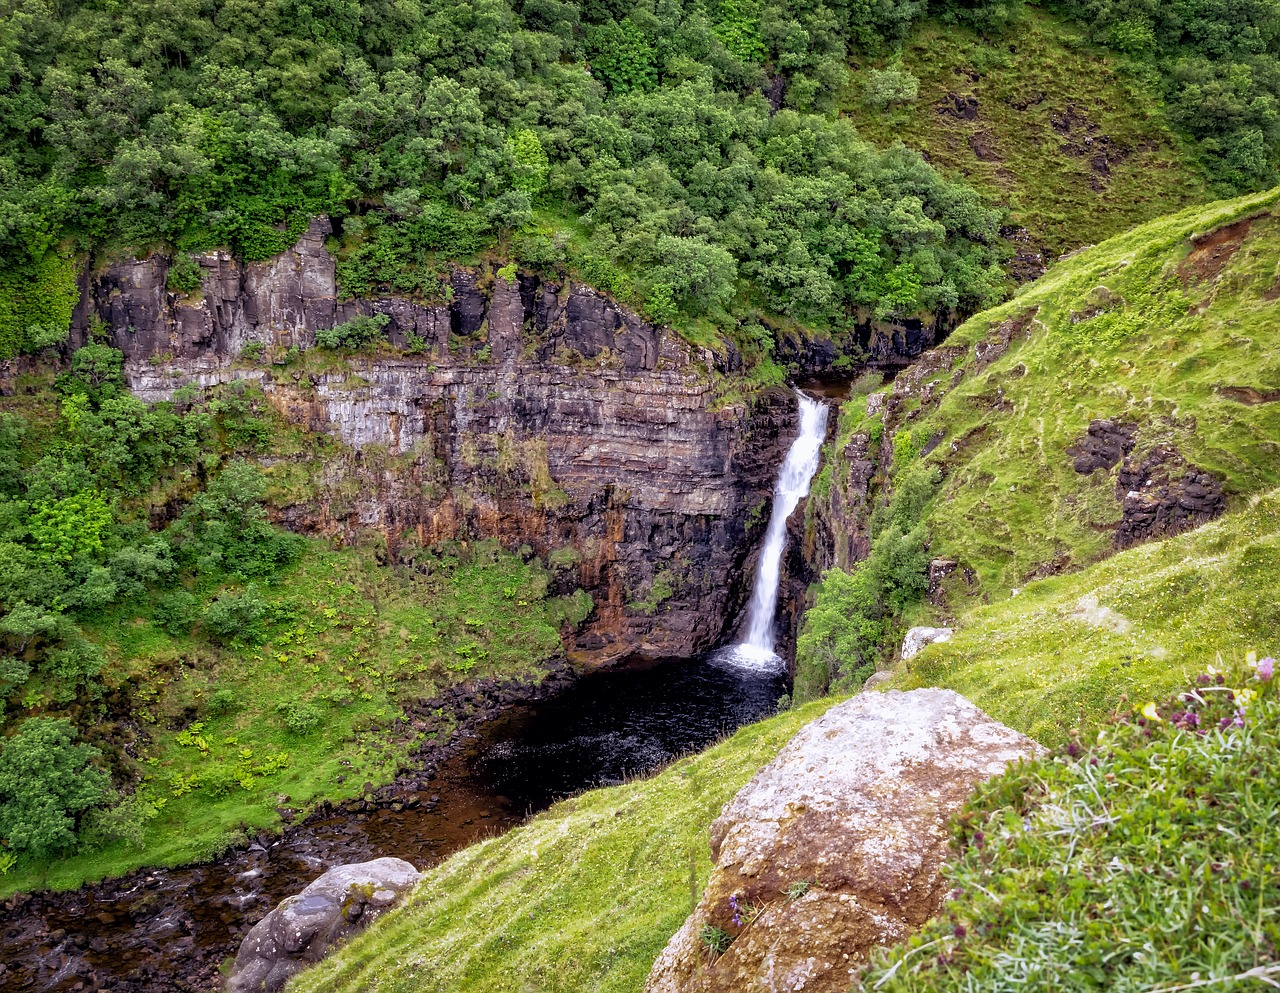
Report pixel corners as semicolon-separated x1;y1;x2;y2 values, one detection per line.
646;689;1038;993
73;220;799;664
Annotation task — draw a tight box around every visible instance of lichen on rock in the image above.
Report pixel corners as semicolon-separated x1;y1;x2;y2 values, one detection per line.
645;689;1038;993
227;857;421;993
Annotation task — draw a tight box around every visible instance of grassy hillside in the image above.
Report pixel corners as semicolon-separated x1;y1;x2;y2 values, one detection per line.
868;656;1280;992
288;696;839;993
898;490;1280;744
843;9;1210;257
869;184;1280;598
798;184;1280;704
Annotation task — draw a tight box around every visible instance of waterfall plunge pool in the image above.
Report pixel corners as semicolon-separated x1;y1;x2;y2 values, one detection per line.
1;390;829;993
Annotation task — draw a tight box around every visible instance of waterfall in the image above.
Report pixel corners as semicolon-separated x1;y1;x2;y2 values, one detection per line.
721;392;829;670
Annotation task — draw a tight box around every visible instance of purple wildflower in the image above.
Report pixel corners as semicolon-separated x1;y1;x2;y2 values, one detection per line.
1256;657;1275;682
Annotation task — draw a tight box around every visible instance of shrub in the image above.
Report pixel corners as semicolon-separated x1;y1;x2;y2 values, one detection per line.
0;718;110;860
202;586;269;644
863;68;920;110
153;590;199;635
82;789;158;850
200;765;240;798
0;656;31;691
315;313;391;350
278;701;322;735
206;688;238;717
166;254;203;293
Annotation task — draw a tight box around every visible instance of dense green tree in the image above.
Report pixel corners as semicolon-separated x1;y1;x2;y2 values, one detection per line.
0;717;109;859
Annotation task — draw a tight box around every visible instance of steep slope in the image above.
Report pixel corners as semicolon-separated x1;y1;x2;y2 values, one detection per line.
809;184;1280;596
900;488;1280;743
842;9;1210;269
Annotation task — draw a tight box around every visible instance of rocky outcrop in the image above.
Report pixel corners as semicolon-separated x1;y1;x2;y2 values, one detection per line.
71;221;797;663
772;314;954;380
1067;421;1227;548
1067;418;1136;474
645;690;1038;993
1114;445;1226;549
900;626;953;661
228;857;421;993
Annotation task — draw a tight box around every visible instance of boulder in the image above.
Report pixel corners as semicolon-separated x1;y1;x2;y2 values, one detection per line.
900;626;953;661
227;857;421;993
645;689;1038;993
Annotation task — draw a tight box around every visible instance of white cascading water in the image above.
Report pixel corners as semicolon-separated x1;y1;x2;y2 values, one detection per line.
720;392;829;671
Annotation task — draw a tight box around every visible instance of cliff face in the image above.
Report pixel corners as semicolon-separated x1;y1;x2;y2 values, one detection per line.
75;220;796;664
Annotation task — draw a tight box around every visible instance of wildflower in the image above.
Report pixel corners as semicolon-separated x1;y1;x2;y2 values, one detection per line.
1140;701;1162;723
1235;687;1257;710
1256;656;1275;682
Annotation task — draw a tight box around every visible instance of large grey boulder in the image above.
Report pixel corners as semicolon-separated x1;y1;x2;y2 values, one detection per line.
645;689;1038;993
227;857;421;993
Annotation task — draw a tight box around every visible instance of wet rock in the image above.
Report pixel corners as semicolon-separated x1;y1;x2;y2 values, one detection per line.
901;626;953;661
227;857;421;993
938;92;979;120
645;690;1038;993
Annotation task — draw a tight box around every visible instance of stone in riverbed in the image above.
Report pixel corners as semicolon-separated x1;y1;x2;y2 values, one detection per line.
645;689;1038;993
227;857;421;993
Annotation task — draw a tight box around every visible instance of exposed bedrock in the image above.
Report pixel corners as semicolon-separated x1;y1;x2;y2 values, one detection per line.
71;220;799;664
645;689;1038;993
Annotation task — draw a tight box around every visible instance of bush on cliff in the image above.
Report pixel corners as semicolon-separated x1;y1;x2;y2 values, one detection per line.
0;347;584;894
795;465;937;702
865;655;1280;991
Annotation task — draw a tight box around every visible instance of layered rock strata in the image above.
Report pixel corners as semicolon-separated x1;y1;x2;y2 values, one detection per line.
645;689;1038;993
72;221;796;663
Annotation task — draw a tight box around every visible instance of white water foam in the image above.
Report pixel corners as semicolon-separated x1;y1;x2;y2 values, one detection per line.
718;392;828;673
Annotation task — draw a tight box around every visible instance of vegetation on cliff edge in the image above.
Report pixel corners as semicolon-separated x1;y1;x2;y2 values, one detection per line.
0;349;587;893
798;184;1280;704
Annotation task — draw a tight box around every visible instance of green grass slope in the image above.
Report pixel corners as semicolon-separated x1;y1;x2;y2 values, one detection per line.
843;9;1210;257
868;659;1280;992
288;697;838;993
799;185;1280;730
898;489;1280;744
891;184;1280;597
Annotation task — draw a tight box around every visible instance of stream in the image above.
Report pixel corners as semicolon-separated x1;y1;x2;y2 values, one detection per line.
0;390;829;993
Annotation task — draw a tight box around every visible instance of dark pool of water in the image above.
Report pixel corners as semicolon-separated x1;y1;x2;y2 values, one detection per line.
0;651;787;993
468;650;788;813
